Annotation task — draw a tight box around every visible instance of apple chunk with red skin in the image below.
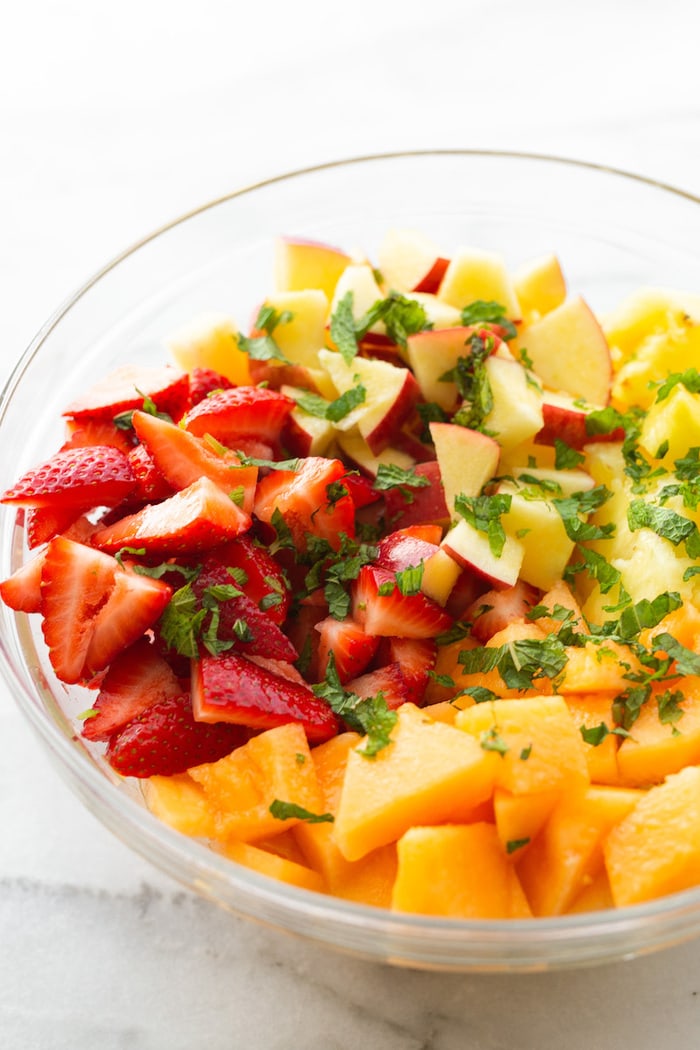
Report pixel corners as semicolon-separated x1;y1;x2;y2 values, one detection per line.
383;460;450;529
274;236;351;301
429;422;500;520
377;228;449;295
536;389;624;450
317;349;420;454
441;518;524;589
518;296;612;406
406;327;483;411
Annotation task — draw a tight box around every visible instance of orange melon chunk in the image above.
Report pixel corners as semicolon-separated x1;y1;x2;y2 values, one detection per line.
517;785;642;916
143;773;218;839
605;765;700;906
391;823;531;919
333;703;499;862
493;787;560;856
566;869;615;914
188;722;322;843
557;640;642;694
616;678;700;787
565;692;620;785
219;839;325;893
455;695;590;796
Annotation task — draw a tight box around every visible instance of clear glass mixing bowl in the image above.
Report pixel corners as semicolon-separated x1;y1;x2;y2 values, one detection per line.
3;151;700;972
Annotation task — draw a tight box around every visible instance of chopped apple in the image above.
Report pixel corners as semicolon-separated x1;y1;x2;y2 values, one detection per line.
317;349;420;453
377;228;449;294
407;292;462;329
382;460;451;529
336;430;414;477
536;390;611;449
406;327;479;410
429;422;500;519
482;356;544;451
164;312;250;386
437;246;521;320
513;254;567;324
420;547;462;606
441;518;524;589
274;236;352;301
331;264;384;326
518;296;612;406
280;386;335;457
256;290;329;370
496;483;576;591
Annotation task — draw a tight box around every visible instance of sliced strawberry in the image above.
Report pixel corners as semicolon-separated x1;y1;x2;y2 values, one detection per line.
375;528;441;572
344;662;412;710
105;692;246;777
379;636;436;705
184;386;294;446
25;504;85;548
201;536;290;624
342;472;381;510
63;365;189;423
62;417;135;453
187;366;233;408
467;579;540;642
192;651;338;742
254;456;355;551
82;637;183;741
192;554;297;663
247;655;307;683
132;410;258;513
127;443;176;503
1;445;137;510
352;564;452;639
83;568;172;678
40;537;120;683
283;600;328;682
315;616;379;683
92;476;251;557
0;553;44;613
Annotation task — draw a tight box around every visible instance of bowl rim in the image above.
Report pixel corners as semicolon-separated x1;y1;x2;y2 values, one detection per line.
5;148;700;967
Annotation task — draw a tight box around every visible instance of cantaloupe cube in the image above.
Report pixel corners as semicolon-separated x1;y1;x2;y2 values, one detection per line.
455;696;590;796
143;773;218;838
219;839;325;893
493;787;560;856
189;722;322;843
517;785;642;916
557;640;642;694
328;844;398;909
566;869;615;913
333;704;499;862
391;823;531;919
422;696;475;725
604;765;700;906
534;579;585;636
164;313;251;385
565;692;620;785
616;678;700;787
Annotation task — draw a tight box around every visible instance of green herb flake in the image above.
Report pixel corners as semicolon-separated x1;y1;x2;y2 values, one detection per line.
454;492;512;558
329;291;359;365
480;726;509;755
554;439;586;471
506;837;530;855
269;800;334;824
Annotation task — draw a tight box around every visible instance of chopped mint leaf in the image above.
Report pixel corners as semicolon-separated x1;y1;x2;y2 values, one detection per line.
480;726;509;755
654;368;700;403
462;685;500;704
330;291;359;365
454;492;512;558
237;305;293;364
312;653;397;757
325;383;366;422
293;390;330;418
554;439;586;470
506;837;530;855
656;688;685;728
460;299;517;341
443;335;495;432
374;462;431;493
627;499;700;558
459;636;568;691
652;633;700;677
395;563;424;596
614;592;683;640
269;800;334;824
356;292;431;348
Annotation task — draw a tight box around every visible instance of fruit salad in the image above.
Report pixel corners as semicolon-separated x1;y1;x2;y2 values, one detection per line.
4;227;700;920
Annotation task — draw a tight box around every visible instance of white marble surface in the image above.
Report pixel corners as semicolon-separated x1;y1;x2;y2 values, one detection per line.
4;1;700;1046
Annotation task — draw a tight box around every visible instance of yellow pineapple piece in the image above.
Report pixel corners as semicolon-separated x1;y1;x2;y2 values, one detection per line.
164;313;250;385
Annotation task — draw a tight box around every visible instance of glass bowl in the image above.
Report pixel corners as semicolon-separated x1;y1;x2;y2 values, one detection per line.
3;150;700;973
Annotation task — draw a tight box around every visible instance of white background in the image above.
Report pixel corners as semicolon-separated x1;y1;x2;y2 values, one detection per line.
3;1;700;1046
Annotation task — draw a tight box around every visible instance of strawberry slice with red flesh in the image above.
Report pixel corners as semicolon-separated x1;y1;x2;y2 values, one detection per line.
0;554;44;613
1;445;137;511
192;651;338;742
187;367;233;408
62;417;135;454
203;536;290;625
127;443;176;503
82;567;173;679
63;365;189;423
315;616;379;684
82;636;184;741
254;456;355;551
375;528;441;572
132;410;258;514
106;692;246;777
342;472;380;510
378;636;436;705
192;555;297;663
92;476;251;558
184;386;295;446
352;564;452;639
344;662;412;711
25;504;85;549
467;579;540;642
